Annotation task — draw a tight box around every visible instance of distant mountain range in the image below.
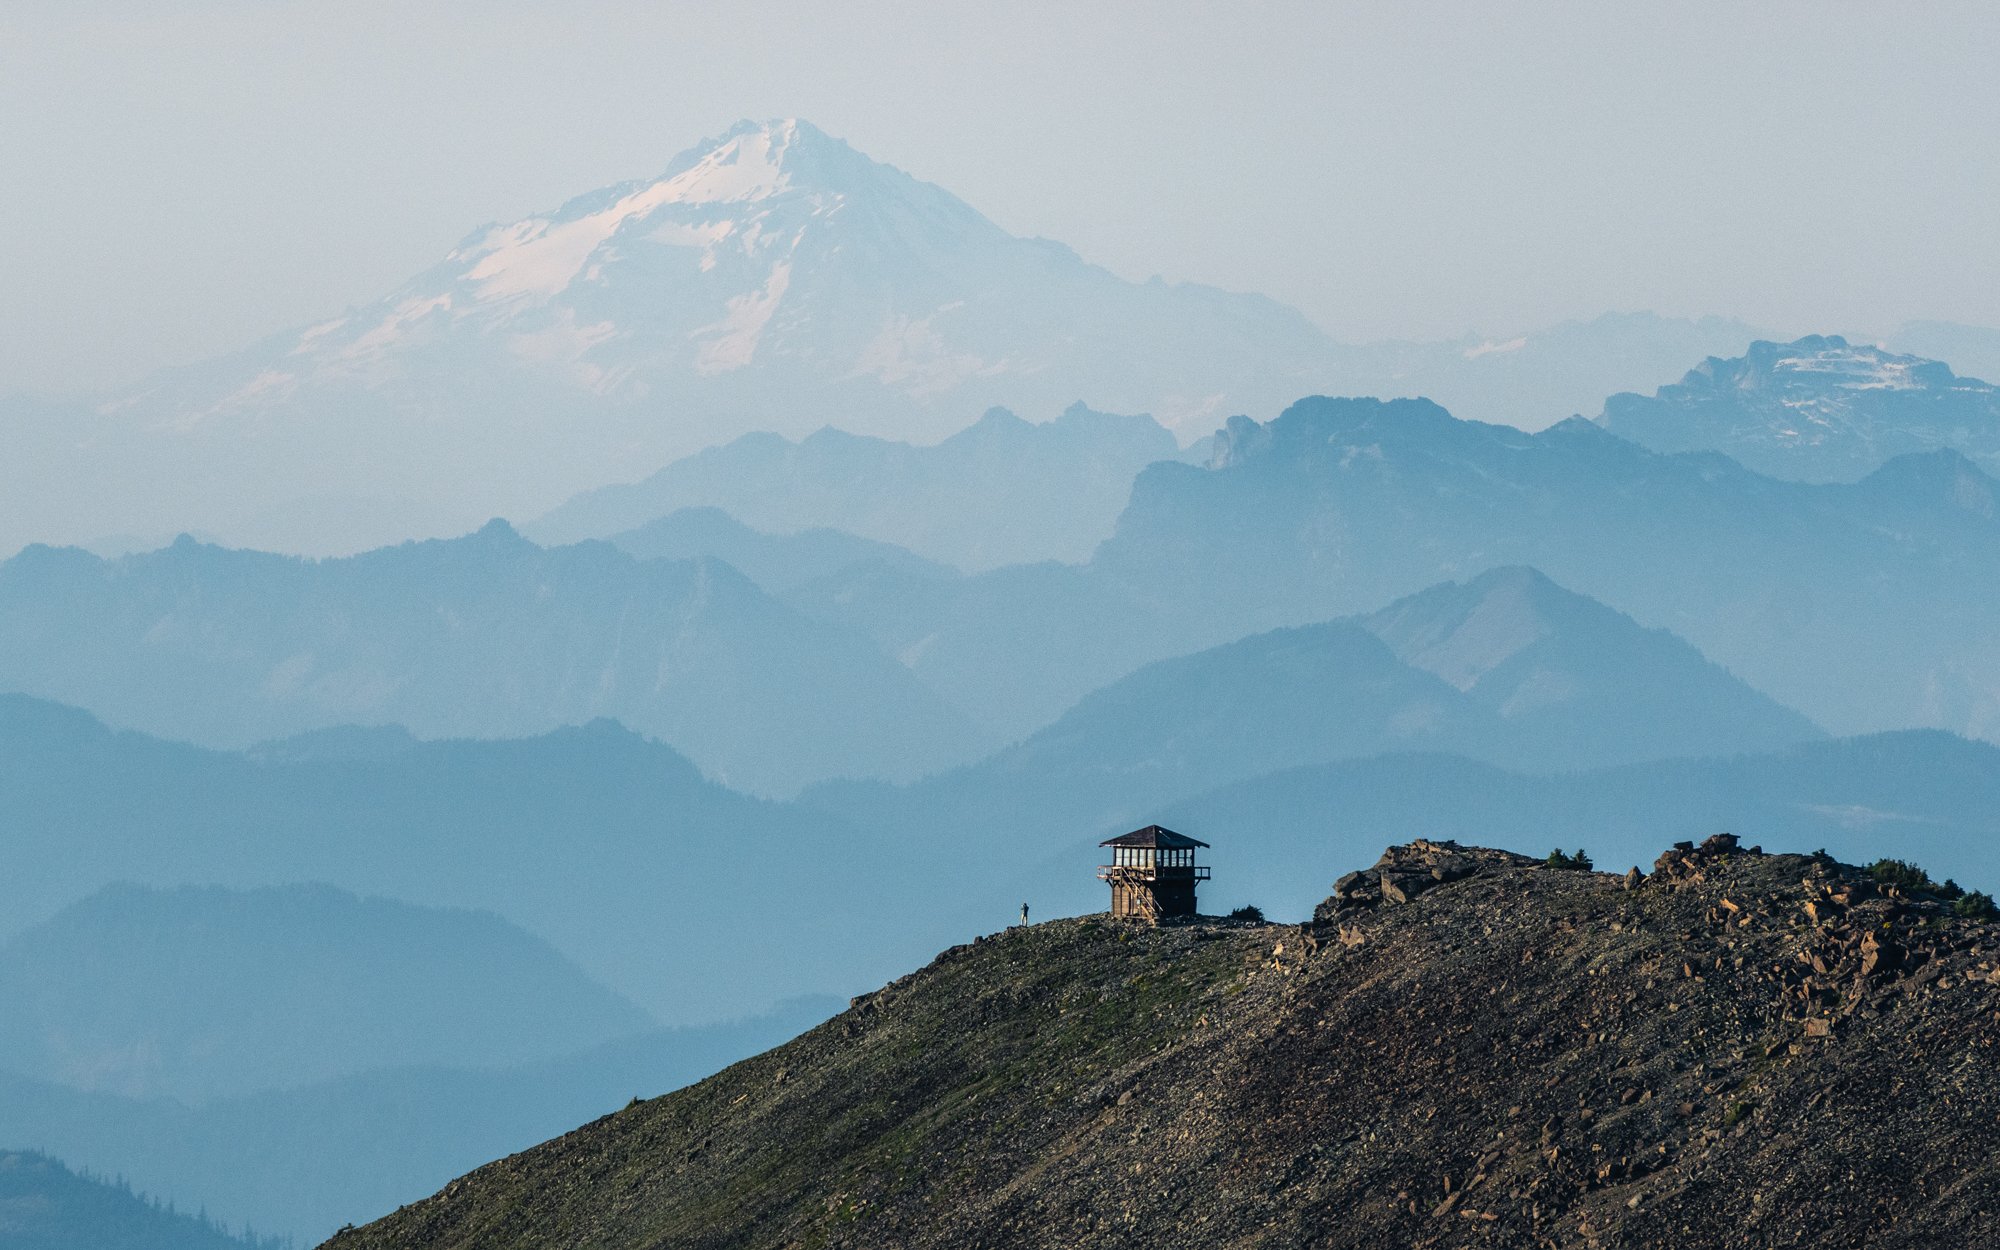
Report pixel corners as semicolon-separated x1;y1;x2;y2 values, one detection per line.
834;567;1822;846
0;546;1846;1033
0;696;949;1025
1599;334;2000;480
0;1151;274;1250
8;113;2000;567
1358;566;1824;763
1098;396;2000;741
599;507;954;593
14;392;2000;783
0;883;652;1103
533;402;1191;568
0;1000;835;1249
1;112;1849;560
798;395;2000;743
8;119;1348;556
0;523;992;795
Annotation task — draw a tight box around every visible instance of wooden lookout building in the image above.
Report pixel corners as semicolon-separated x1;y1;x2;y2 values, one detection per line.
1098;825;1210;921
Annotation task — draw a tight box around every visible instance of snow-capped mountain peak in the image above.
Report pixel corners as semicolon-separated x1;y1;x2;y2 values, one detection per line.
445;119;842;304
1598;334;2000;481
1739;334;1944;393
652;117;807;205
67;118;1343;556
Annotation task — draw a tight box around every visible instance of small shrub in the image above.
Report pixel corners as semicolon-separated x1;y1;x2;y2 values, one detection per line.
1868;858;1963;900
1723;1100;1755;1128
1227;904;1266;923
1546;847;1594;871
1952;891;1998;922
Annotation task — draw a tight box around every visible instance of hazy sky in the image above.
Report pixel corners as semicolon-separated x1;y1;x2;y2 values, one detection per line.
4;0;1998;395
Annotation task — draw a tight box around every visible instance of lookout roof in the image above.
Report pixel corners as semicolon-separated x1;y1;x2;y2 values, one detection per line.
1100;824;1209;850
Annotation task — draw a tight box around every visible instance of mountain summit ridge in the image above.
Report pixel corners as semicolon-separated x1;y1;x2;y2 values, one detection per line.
328;836;2000;1250
1597;334;2000;480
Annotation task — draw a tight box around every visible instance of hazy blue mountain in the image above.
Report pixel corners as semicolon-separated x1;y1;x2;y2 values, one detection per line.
887;623;1486;836
1597;335;2000;480
815;396;2000;743
0;999;836;1249
0;522;994;794
1358;566;1824;764
244;723;421;764
18;120;1343;557
0;883;653;1104
0;697;965;1023
784;556;1125;738
531;403;1189;569
0;1151;274;1250
806;571;1820;861
601;506;955;593
1155;400;2000;739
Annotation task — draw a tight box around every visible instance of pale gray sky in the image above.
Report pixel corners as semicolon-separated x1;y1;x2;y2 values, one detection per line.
3;0;1997;395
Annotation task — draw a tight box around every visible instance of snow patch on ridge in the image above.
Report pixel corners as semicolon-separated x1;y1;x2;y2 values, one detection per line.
695;261;793;374
508;313;619;367
851;313;1000;400
453;123;811;302
656;121;799;205
341;295;452;362
1772;343;1922;391
1463;336;1528;360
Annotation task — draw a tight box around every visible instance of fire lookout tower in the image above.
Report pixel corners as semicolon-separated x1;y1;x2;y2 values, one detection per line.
1098;825;1210;921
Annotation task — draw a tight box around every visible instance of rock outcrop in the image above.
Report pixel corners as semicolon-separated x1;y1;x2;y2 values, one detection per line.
331;839;2000;1249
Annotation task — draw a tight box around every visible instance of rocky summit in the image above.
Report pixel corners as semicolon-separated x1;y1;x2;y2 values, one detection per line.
331;836;2000;1249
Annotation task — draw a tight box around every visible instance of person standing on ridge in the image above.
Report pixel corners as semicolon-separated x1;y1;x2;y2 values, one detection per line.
1020;903;1029;927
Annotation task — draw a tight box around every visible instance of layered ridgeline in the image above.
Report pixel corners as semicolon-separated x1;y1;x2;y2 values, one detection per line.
803;396;2000;741
0;522;993;794
0;883;653;1104
0;1151;277;1250
594;507;954;594
12;683;1999;1036
0;1002;835;1249
1598;335;2000;480
332;838;2000;1250
812;566;1825;871
0;696;896;1022
2;108;1792;559
533;403;1195;570
12;119;1337;556
0;497;1829;796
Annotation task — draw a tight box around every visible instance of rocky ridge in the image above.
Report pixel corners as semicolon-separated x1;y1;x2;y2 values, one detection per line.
331;836;2000;1249
1597;334;2000;481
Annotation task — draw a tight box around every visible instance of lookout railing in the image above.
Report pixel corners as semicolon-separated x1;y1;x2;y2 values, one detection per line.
1096;864;1210;883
